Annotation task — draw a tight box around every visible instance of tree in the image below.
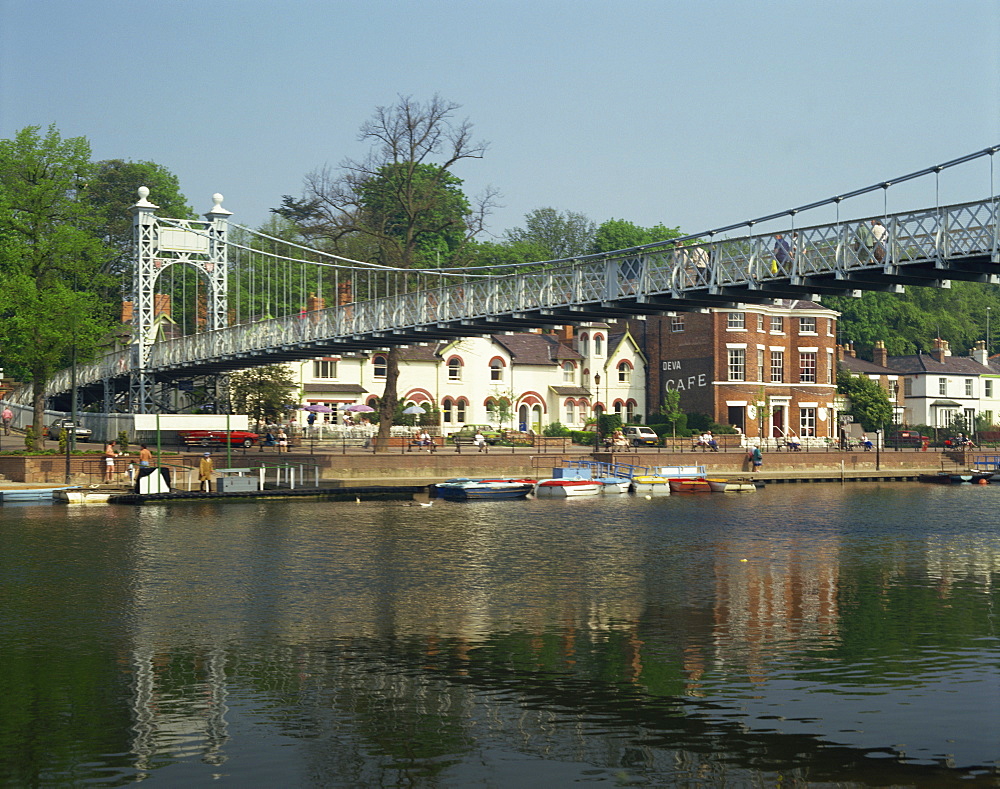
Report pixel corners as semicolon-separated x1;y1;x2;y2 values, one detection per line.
275;95;495;451
504;207;595;260
0;125;112;449
659;387;683;438
837;370;892;431
228;365;298;425
591;218;682;254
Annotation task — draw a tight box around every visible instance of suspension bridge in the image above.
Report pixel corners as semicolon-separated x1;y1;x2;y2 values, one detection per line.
24;146;1000;413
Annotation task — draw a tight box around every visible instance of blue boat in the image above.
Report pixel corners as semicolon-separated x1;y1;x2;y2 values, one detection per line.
0;485;80;502
432;479;535;501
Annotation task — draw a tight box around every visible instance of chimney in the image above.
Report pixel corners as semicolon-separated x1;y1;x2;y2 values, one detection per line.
558;324;574;343
337;281;352;306
153;293;171;318
972;339;989;365
872;340;888;368
930;337;949;363
848;341;856;358
307;292;325;312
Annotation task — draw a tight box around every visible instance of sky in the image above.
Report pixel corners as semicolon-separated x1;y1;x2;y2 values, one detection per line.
2;0;999;243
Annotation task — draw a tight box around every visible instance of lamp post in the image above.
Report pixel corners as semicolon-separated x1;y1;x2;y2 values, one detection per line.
988;306;992;355
593;373;601;453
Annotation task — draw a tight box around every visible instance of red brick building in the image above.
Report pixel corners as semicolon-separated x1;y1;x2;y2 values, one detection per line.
626;299;840;440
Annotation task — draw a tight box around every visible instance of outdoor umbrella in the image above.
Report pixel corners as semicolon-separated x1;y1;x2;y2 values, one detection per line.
344;404;375;412
402;406;426;415
302;404;334;413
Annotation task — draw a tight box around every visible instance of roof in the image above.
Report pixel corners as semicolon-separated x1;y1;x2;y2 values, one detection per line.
492;333;581;365
305;383;368;394
888;352;992;376
549;385;592;396
839;356;897;375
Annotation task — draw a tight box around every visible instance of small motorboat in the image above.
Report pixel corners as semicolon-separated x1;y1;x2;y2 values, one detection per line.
535;478;602;497
668;477;711;493
918;471;975;484
1;485;80;502
631;474;671;495
432;479;535;500
54;488;113;504
707;477;759;493
594;476;631;494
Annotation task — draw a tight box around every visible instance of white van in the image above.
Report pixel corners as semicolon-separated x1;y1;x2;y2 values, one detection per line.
622;426;659;447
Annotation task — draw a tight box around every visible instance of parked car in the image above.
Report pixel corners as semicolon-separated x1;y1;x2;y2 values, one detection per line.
46;419;93;442
449;424;503;445
622;425;660;447
885;430;930;449
178;429;260;448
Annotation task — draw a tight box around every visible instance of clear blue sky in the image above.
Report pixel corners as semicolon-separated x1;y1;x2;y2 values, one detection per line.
2;0;998;241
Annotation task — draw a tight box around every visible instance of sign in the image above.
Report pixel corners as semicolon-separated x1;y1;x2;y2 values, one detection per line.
839;414;854;424
661;357;712;392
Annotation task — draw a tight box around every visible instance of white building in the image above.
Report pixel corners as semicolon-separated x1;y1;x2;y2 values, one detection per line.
891;339;992;430
287;324;647;433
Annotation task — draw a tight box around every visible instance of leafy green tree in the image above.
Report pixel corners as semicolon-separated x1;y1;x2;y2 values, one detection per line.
837;370;892;431
504;207;595;260
275;95;494;451
228;365;298;425
591;218;683;253
658;387;684;438
0;125;112;448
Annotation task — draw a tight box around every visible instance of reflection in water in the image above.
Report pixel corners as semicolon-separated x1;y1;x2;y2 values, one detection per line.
1;484;998;785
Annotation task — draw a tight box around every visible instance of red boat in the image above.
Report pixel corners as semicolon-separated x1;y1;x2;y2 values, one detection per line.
178;429;260;448
668;477;711;493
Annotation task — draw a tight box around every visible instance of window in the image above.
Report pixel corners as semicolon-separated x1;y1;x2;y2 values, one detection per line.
770;350;784;383
728;348;746;381
447;357;463;381
827;350;834;384
565;400;575;424
965;379;973;397
441;397;453;424
456;399;467;422
827;318;835;336
800;407;817;437
727;312;746;329
563;361;575;383
770;315;783;332
579;334;589;356
313;359;337;379
594;334;604;356
939;378;947;396
799;316;817;333
671;315;685;332
983;409;994;425
757;349;765;381
986;380;994;398
372;355;387;378
490;358;504;382
757;313;765;331
617;361;631;384
904;377;913;397
799;352;817;383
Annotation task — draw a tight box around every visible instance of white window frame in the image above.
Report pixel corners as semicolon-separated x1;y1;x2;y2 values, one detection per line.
728;348;746;381
727;312;746;330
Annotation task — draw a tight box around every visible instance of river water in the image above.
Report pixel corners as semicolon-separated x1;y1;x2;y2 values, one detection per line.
1;483;998;787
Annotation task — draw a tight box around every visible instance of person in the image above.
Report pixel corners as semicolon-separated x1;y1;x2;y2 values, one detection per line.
854;221;875;262
861;433;873;451
277;428;288;453
748;443;763;472
138;444;153;467
474;430;488;453
773;233;792;270
786;433;801;451
1;406;12;436
706;431;719;452
103;441;118;483
198;452;215;492
419;429;435;452
307;411;317;430
871;218;888;262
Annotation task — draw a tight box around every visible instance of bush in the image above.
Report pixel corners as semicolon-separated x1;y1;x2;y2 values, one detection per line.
542;421;571;437
116;430;130;454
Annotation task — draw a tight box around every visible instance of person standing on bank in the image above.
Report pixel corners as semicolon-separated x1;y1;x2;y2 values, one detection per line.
198;452;215;492
103;441;118;483
748;443;763;472
138;444;152;467
1;406;12;436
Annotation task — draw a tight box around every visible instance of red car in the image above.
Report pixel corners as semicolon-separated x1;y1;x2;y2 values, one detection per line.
178;429;259;448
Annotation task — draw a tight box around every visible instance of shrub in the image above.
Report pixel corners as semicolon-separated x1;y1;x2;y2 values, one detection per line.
542;421;571;437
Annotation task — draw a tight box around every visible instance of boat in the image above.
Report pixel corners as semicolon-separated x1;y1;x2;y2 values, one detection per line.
668;477;711;493
707;477;759;492
535;478;602;497
631;473;672;494
54;488;113;504
593;476;631;494
432;478;535;500
1;485;80;502
918;471;975;484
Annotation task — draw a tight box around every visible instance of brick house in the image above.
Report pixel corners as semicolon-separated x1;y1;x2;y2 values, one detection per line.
627;299;840;441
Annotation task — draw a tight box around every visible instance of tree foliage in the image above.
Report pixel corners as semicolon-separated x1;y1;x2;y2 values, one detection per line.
0;125;113;448
228;365;298;425
503;207;596;261
591;218;683;254
837;370;893;431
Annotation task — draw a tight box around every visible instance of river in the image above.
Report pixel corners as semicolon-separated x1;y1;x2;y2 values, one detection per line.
1;483;998;786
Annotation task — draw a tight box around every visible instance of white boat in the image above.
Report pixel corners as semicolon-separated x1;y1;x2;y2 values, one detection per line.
1;485;80;502
706;477;759;493
594;476;631;494
54;489;113;504
535;478;602;497
630;474;671;495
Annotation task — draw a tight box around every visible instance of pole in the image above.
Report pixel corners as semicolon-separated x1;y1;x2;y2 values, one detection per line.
876;428;881;471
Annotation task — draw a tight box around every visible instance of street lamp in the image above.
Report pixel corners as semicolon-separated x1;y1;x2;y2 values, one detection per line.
987;306;992;355
593;373;602;453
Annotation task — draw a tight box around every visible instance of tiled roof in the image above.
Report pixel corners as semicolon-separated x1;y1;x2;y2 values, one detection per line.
492;333;581;364
839;356;896;375
888;352;992;376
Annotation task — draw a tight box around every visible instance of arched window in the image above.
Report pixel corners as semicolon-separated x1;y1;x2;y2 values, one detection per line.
562;361;575;383
579;333;589;357
617;360;632;384
456;398;467;423
372;355;387;378
442;397;454;424
485;398;497;423
490;357;505;382
565;399;576;424
614;400;623;417
447;356;463;381
594;334;604;357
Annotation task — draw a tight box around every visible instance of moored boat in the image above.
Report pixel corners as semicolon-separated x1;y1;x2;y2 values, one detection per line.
707;477;759;492
432;479;535;500
535;478;602;497
668;477;711;493
54;489;113;504
631;474;672;495
593;476;631;494
1;485;80;502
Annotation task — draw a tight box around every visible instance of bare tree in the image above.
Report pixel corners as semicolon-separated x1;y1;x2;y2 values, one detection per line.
275;95;497;451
